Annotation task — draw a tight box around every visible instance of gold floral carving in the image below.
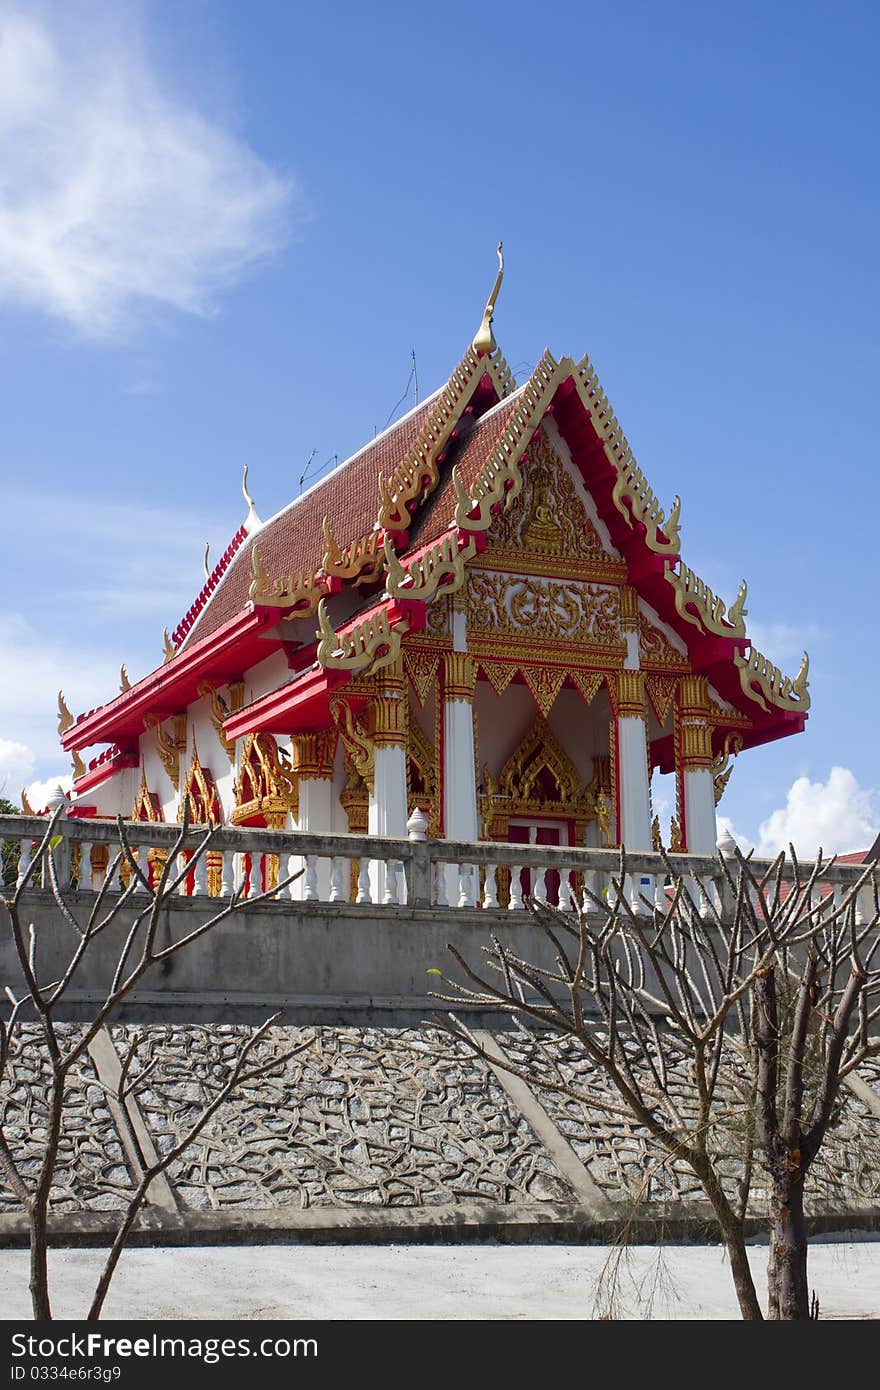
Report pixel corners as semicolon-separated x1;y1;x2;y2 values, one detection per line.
144;714;187;792
570;670;604;708
425;596;451;637
645;674;679;727
316;600;407;676
479;660;517;697
133;771;162;823
521;666;566;717
485;434;608;564
467;571;620;643
669;815;683;852
406;705;439;833
232;732;299;825
443;652;476;703
663;561;748;640
403;649;440;706
734;648;810;715
639;614;688;667
248;541;328;616
712;733;743;804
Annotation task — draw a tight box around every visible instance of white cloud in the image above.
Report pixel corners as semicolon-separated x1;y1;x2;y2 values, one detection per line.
0;737;35;798
755;766;878;859
0;3;296;337
745;622;825;666
24;773;72;812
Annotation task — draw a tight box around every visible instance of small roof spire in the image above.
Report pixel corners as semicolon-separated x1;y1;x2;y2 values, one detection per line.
471;242;504;357
242;465;262;534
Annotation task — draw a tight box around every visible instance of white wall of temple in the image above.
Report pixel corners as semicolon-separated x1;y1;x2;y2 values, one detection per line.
186;700;236;817
241;648;291;705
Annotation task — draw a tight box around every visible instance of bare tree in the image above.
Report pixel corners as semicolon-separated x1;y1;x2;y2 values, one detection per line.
0;805;304;1320
433;847;880;1320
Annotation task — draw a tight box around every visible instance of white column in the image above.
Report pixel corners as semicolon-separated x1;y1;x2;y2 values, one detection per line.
442;651;479;906
288;732;336;901
613;669;653;911
676;677;718;915
367;670;408;902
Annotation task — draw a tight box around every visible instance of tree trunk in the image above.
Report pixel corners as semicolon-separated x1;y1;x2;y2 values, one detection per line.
769;1170;810;1319
29;1207;52;1320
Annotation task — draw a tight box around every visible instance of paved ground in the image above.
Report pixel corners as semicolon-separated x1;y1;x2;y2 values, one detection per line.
1;1237;878;1320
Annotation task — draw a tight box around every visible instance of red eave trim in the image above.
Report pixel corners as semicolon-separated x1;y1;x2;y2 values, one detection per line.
62;606;280;751
72;750;138;797
223;664;350;738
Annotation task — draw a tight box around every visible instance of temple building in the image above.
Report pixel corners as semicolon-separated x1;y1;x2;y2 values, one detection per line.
52;250;810;902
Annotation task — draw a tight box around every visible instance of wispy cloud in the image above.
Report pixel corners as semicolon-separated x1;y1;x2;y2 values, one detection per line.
745;622;825;665
0;3;297;338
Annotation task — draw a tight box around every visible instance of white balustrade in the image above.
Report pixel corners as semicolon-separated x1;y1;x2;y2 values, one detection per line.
177;852;189;896
220;851;232;897
581;870;597;914
532;867;547;905
16;839;34;891
433;864;447;908
131;848;148;894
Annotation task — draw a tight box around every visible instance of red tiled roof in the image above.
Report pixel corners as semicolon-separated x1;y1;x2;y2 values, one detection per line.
182;396;438;647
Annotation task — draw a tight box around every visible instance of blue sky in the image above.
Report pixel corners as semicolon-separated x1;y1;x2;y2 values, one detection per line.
1;0;878;855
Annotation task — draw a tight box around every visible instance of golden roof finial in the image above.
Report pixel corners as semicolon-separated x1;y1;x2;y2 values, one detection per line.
120;664;131;693
203;542;211;581
57;690;73;736
471;242;504;358
242;465;262;534
162;628;175;664
21;787;35;816
72;749;86;779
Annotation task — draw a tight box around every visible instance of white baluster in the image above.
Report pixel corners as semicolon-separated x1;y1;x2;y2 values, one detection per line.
193;851;208;896
220;850;232;896
329;857;345;902
383;859;399;905
482;864;498;909
248;853;262;899
433;863;448;907
699;875;715;920
177;852;189;896
508;865;524;910
16;839;34;891
654;875;668;911
234;851;247;895
304;855;319;902
533;867;547;905
557;872;573;912
457;864;475;908
356;859;372;905
581;870;597;914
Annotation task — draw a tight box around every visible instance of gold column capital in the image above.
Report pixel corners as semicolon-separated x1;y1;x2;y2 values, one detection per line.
612;669;646;719
291;730;336;779
679;675;710;720
679;723;713;770
619;586;639;631
370;695;407;747
443;652;476;703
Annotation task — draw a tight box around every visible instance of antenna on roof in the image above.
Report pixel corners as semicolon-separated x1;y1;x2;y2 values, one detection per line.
472;241;504;357
298;448;317;494
242;465;262;534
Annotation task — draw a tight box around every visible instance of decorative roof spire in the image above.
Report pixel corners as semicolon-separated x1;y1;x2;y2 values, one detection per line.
471;242;504;358
203;542;211;581
242;465;262;535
